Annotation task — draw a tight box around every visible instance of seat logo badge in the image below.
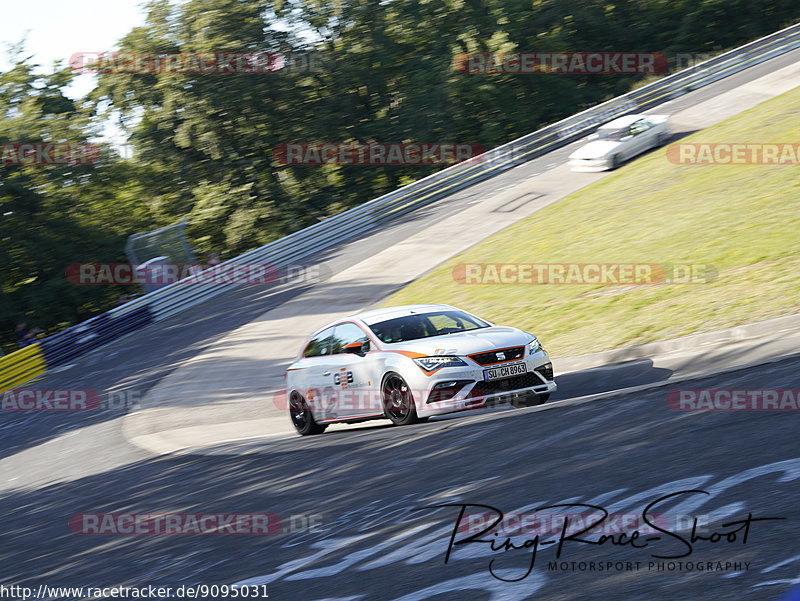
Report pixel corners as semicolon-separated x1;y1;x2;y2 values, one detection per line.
334;370;354;387
496;352;506;361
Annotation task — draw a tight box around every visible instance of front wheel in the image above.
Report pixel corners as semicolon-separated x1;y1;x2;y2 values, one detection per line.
289;392;327;435
610;154;622;170
382;373;420;426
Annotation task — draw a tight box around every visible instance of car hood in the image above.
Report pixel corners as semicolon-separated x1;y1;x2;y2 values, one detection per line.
569;140;622;160
384;326;533;356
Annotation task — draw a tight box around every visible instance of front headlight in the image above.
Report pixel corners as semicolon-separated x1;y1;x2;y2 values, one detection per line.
528;338;542;354
413;356;468;372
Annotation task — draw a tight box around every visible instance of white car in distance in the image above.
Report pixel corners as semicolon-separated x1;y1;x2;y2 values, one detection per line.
568;114;670;171
285;304;556;435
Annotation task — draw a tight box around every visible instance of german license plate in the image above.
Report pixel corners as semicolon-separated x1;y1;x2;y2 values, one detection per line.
483;362;527;381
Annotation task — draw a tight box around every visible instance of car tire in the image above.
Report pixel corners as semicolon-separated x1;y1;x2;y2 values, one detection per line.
382;373;420;426
610;154;621;169
657;132;669;146
289;391;327;436
511;391;550;408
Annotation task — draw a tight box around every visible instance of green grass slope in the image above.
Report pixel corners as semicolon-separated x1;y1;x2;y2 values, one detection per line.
384;87;800;357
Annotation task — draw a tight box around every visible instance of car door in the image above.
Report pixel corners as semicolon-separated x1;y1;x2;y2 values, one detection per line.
298;326;336;419
327;322;379;419
625;119;653;158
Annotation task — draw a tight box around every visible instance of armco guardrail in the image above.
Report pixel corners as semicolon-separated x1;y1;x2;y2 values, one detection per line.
2;22;799;391
40;306;154;369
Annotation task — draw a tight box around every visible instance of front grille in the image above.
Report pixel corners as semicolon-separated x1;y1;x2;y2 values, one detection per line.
469;346;525;366
470;372;543;398
534;362;554;381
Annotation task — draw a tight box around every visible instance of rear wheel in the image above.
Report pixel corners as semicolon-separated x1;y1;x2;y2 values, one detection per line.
382;373;420;426
289;392;327;436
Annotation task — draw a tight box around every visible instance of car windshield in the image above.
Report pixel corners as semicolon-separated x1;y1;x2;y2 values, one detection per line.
368;310;490;343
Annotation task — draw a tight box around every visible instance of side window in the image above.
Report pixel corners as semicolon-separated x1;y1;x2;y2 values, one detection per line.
303;327;334;357
330;322;371;354
629;120;650;136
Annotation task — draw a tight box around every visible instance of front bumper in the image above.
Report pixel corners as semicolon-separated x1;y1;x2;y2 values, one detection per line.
416;351;557;417
568;158;612;172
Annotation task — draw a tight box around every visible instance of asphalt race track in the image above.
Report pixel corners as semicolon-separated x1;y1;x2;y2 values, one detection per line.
7;46;798;433
2;356;799;600
2;48;800;601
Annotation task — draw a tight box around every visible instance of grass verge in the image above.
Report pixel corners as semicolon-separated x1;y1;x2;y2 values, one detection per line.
383;87;800;357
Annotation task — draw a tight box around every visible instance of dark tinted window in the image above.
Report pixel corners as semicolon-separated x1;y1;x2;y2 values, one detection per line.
368;310;489;343
330;322;371;354
629;119;651;136
303;327;334;357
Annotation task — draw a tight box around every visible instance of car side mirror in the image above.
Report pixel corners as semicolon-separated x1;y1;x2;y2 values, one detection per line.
344;341;366;356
